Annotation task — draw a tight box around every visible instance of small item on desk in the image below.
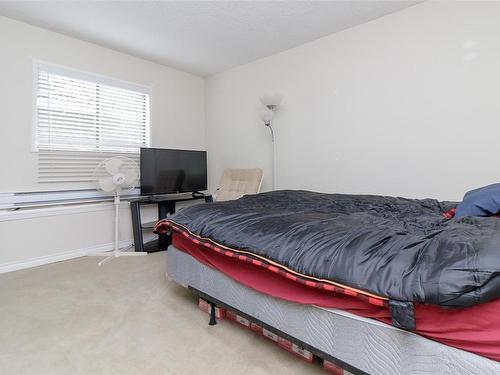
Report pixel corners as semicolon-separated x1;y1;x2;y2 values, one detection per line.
191;191;205;198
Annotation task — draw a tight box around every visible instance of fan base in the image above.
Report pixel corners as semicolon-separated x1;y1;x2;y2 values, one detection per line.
88;247;147;266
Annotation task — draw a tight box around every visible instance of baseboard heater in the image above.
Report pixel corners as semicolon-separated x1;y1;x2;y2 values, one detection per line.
0;188;140;209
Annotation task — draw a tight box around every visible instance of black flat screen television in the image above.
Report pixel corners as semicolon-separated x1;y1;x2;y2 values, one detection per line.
140;148;207;195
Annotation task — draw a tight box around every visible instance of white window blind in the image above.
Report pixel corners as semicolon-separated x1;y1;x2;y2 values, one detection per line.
34;61;151;183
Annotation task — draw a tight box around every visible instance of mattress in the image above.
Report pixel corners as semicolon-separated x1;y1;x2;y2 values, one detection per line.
156;190;500;316
166;245;500;375
171;231;500;361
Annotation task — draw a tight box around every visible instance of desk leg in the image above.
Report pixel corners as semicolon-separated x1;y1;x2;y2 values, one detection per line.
158;201;176;251
130;201;144;253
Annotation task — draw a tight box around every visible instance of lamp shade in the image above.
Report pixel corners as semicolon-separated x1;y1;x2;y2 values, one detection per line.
259;94;283;108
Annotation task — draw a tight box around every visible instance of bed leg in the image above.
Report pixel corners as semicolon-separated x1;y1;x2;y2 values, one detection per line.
208;302;217;326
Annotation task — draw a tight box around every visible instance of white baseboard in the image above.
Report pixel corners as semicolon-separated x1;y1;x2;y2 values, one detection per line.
0;239;134;274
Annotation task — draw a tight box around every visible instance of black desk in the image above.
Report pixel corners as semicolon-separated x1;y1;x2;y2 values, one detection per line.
130;194;212;253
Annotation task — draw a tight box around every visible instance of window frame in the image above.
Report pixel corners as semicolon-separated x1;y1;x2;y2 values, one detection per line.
31;59;153;153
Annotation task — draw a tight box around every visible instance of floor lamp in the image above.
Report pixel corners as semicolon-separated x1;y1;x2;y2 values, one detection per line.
260;94;283;191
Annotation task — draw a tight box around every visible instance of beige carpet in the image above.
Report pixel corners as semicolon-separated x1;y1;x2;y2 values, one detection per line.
0;252;325;375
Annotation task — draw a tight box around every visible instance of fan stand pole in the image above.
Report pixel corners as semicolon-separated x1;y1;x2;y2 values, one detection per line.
88;192;147;266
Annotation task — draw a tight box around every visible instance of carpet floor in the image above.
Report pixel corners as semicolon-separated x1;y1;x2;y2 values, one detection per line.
0;251;324;375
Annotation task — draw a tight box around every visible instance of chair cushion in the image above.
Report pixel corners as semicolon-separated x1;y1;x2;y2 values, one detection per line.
217;168;263;201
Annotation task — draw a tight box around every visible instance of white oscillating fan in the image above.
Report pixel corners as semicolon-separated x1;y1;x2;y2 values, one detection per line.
88;156;147;266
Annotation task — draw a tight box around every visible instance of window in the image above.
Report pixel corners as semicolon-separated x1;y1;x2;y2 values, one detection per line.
33;61;151;183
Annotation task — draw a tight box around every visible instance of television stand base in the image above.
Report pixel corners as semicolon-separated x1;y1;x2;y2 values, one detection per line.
130;193;212;253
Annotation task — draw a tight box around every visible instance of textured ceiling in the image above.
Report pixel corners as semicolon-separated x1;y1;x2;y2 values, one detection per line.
0;1;421;76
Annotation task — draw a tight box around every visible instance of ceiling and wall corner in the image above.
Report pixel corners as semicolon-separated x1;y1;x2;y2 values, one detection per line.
205;1;500;200
0;1;496;197
0;1;422;76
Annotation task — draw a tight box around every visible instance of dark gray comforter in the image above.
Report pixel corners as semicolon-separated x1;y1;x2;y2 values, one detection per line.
170;190;500;308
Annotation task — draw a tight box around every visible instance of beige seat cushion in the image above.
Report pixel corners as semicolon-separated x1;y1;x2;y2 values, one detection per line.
216;168;263;202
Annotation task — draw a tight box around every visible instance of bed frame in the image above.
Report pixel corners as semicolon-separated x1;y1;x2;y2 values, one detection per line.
166;245;500;375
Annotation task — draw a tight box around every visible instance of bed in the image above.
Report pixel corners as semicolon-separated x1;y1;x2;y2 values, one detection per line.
155;190;500;374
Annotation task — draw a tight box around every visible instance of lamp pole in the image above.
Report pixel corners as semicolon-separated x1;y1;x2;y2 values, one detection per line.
265;121;276;191
260;94;283;192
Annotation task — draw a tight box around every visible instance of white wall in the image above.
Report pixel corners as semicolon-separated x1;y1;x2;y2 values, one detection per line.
3;1;500;272
0;16;205;193
206;1;500;201
0;203;137;273
0;17;205;271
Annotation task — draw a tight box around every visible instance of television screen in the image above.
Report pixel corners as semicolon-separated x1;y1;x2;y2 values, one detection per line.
140;148;207;195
